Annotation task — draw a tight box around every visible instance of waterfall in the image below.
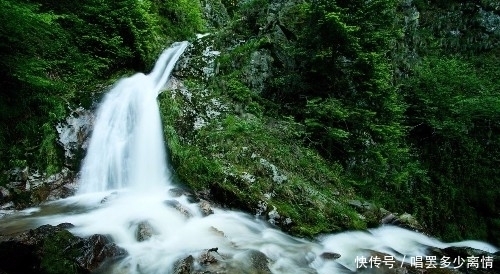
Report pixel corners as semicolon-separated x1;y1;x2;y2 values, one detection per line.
0;42;497;274
77;42;188;194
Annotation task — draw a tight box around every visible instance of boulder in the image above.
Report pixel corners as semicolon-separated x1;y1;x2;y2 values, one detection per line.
168;187;195;200
428;246;500;274
76;234;126;271
173;255;194;274
164;199;193;218
199;248;222;265
233;249;272;274
199;199;214;216
0;223;126;274
320;252;341;260
381;212;425;233
135;221;157;242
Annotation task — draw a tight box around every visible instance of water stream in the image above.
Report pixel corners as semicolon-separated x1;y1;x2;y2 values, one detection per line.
0;42;497;274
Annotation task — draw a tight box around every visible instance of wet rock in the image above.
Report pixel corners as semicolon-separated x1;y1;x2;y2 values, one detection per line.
209;226;226;237
199;248;221;265
232;250;272;274
380;212;397;224
44;168;77;201
100;191;119;204
0;223;126;274
3;167;77;209
199;199;214;216
6;181;24;190
173;255;194;274
171;248;273;274
195;188;212;201
366;249;499;274
0;201;14;210
135;220;157;242
77;234;127;271
168;187;193;198
381;212;425;233
56;106;94;164
168;187;185;197
164;199;193;218
320;252;341;260
428;246;500;273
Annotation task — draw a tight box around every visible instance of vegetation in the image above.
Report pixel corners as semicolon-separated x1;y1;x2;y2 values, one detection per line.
1;0;499;246
0;0;204;181
160;0;500;244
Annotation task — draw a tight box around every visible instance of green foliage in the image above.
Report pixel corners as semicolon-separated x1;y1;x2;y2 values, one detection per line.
154;0;204;40
404;55;500;244
0;0;69;175
1;0;497;249
0;0;204;177
221;0;238;15
267;0;415;199
159;73;364;237
213;0;499;245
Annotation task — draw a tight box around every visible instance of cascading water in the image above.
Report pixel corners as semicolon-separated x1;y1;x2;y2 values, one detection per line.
78;42;188;193
0;42;497;274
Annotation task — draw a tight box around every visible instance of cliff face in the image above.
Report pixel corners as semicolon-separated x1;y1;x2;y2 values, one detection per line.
1;0;499;246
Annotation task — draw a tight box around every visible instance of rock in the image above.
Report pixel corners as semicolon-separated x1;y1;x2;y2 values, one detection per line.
3;167;77;209
100;191;119;204
381;213;397;224
171;248;272;274
173;255;194;274
195;188;212;201
77;234;127;271
56;107;94;164
199;248;221;265
210;226;225;237
0;201;14;210
201;0;230;28
199;199;214;216
164;199;193;218
135;220;156;242
45;181;78;201
349;199;374;210
242;50;273;94
175;36;220;81
320;252;341;260
6;181;24;189
168;187;193;198
0;186;10;202
233;250;272;274
0;223;126;274
428;246;500;273
364;251;455;274
381;212;425;233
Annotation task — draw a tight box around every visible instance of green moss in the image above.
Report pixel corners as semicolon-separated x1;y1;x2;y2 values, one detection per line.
41;230;81;274
159;69;367;237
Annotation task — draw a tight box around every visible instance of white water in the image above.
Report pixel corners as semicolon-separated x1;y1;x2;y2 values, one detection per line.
0;42;497;273
78;42;188;194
